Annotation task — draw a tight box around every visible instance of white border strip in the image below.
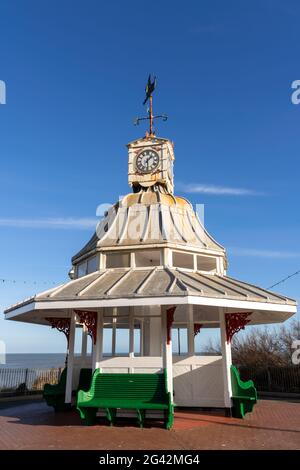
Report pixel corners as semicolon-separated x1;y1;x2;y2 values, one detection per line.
4;295;297;320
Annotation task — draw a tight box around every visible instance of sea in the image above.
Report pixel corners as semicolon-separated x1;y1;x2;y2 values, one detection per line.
0;351;215;369
0;353;66;369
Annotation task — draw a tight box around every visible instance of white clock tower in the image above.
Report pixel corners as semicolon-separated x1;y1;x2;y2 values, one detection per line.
127;75;175;194
127;136;175;194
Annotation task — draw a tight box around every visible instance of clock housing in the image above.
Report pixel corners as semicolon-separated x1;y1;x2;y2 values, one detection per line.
128;136;175;193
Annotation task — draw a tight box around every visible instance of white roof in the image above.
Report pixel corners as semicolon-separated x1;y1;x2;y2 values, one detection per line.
4;268;296;325
72;190;225;263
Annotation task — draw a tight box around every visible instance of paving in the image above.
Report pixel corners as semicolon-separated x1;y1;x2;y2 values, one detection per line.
0;399;299;450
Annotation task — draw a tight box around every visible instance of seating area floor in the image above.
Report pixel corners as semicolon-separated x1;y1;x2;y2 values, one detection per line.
0;399;299;450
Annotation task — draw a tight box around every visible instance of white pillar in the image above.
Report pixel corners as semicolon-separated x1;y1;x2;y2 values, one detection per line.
92;336;96;368
65;311;76;404
139;318;144;356
112;307;117;356
163;248;172;267
81;324;88;357
149;306;162;356
187;304;195;356
99;253;105;269
161;306;173;402
129;307;134;358
130;251;135;268
219;307;232;408
95;309;104;369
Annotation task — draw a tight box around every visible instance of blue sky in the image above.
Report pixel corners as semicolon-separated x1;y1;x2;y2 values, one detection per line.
0;0;299;353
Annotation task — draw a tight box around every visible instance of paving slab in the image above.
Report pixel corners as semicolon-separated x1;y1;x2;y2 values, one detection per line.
0;399;299;450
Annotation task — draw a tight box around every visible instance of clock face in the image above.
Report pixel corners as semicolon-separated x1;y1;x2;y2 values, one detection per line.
135;149;160;173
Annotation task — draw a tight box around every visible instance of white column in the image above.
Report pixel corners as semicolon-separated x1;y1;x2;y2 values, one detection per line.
65;311;76;404
99;253;105;269
130;252;135;268
193;253;197;271
112;307;117;356
161;306;173;402
92;336;96;368
149;305;162;356
139;318;144;356
219;307;232;408
129;307;134;358
187;304;195;356
81;324;88;358
163;248;172;267
95;309;104;369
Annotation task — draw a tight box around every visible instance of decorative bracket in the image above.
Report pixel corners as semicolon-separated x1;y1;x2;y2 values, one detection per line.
194;323;203;337
74;310;98;344
46;317;71;345
166;306;176;344
225;312;252;343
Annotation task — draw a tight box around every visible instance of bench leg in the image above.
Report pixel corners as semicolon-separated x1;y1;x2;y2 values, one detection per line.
136;409;145;428
232;399;246;419
54;396;71;412
239;402;245;419
165;406;174;430
82;408;97;426
106;408;117;426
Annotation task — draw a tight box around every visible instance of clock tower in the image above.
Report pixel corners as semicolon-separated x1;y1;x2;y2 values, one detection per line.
127;75;175;194
127;136;175;194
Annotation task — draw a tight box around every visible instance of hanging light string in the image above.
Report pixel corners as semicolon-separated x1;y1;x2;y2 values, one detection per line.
267;269;300;289
0;269;299;289
0;277;60;286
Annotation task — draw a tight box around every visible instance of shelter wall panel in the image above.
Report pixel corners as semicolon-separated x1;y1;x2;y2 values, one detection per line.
173;365;193;404
134;368;162;373
173;356;225;407
98;356;163;368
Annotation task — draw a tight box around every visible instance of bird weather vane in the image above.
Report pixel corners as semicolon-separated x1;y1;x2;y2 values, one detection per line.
134;74;168;137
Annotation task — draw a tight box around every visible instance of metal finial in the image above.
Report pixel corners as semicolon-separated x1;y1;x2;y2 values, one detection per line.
134;75;168;137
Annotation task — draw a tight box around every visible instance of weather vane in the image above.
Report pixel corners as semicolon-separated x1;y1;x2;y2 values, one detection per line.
134;74;168;137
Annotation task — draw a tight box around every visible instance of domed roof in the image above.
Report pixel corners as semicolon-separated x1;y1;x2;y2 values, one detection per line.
72;186;225;263
122;191;189;208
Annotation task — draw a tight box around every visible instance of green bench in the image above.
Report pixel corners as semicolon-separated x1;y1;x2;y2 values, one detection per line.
231;365;257;418
77;370;174;429
43;367;92;412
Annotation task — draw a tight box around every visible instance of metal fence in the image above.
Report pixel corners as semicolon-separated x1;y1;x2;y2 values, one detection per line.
0;368;62;397
238;366;300;395
0;366;299;398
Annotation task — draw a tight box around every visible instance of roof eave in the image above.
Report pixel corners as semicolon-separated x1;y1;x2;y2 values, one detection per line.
4;295;297;323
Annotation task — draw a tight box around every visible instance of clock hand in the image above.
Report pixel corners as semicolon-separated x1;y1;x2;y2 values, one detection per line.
146;156;152;170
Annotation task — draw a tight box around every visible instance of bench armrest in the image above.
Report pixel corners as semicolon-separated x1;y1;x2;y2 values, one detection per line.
77;389;92;403
240;378;255;389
